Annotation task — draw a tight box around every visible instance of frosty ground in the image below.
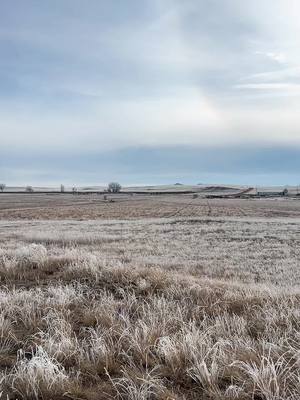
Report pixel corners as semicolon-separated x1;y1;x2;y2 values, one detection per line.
0;196;300;399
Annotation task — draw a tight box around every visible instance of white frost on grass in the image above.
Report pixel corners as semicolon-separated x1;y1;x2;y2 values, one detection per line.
10;346;69;399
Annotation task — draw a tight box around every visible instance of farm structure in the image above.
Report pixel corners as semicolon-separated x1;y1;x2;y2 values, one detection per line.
203;187;292;199
256;188;288;197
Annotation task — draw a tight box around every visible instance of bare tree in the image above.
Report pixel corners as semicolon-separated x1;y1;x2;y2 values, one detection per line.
0;183;6;192
72;187;78;194
60;184;65;193
25;186;34;193
108;182;121;193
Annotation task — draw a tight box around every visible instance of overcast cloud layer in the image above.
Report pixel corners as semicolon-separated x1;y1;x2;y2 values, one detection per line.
1;0;300;185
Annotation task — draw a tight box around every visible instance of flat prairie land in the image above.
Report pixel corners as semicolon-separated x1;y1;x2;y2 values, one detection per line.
1;193;300;219
0;195;300;399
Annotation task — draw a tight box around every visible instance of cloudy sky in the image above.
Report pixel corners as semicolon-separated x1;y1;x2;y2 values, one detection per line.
1;0;300;186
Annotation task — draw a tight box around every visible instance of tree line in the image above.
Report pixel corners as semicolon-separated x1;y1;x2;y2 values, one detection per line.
0;182;122;193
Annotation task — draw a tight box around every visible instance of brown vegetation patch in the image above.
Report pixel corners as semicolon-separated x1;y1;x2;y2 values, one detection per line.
0;216;299;398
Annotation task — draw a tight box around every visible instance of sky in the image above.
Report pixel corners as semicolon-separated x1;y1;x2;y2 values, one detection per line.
1;0;300;186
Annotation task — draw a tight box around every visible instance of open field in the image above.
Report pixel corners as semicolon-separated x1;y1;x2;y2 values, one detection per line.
1;196;300;399
1;193;300;219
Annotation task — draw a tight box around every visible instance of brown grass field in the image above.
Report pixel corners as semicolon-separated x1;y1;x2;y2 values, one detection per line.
0;193;300;399
1;193;300;219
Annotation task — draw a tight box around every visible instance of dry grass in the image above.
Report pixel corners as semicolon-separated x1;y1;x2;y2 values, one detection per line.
1;193;300;220
0;215;299;399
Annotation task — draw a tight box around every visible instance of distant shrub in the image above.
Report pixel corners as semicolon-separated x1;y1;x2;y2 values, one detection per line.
25;186;34;193
108;182;121;193
0;183;6;192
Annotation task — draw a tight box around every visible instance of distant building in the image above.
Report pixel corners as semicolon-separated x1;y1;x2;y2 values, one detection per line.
257;188;288;197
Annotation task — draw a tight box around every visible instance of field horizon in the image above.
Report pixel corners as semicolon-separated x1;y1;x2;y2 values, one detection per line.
1;183;299;192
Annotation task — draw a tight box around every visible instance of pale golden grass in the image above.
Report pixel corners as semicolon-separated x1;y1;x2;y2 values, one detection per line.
0;216;299;399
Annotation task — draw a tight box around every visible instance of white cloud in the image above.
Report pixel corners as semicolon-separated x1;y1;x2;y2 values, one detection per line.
234;83;300;91
0;89;225;151
2;0;300;158
238;0;300;97
2;85;300;155
255;51;287;64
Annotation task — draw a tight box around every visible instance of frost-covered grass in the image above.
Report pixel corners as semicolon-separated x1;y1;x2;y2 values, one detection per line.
0;217;299;399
